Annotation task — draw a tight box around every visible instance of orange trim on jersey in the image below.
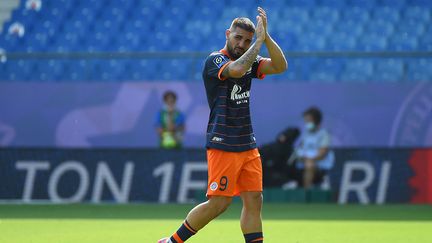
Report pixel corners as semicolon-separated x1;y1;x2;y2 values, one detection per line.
257;58;270;80
220;49;233;59
217;61;232;81
172;233;183;243
251;237;264;242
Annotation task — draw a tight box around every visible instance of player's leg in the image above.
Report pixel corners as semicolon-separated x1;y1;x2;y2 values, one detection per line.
303;158;316;188
185;195;232;230
240;191;263;242
162;196;232;243
160;149;240;242
237;149;264;243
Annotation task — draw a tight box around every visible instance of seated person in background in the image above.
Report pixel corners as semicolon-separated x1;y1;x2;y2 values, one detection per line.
260;127;300;187
155;91;185;149
295;106;334;189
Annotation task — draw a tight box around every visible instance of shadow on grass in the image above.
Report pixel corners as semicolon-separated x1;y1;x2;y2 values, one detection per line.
0;203;431;221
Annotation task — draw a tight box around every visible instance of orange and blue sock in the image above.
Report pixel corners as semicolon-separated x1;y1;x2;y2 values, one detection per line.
169;220;197;243
244;232;264;243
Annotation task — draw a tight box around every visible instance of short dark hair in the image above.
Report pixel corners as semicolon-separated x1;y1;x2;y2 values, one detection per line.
303;106;323;125
230;17;255;33
163;90;177;101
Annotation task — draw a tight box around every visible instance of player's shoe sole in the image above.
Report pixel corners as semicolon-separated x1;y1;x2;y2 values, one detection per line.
157;237;171;243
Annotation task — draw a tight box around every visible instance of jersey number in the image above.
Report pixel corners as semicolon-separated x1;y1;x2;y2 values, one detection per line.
219;176;228;191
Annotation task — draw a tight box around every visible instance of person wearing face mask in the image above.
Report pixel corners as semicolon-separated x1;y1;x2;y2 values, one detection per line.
294;106;335;189
155;91;185;149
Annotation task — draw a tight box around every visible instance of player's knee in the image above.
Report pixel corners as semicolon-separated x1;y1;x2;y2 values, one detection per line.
208;196;232;215
242;192;263;210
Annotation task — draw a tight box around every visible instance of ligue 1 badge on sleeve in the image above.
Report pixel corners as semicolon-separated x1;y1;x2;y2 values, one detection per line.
213;55;227;68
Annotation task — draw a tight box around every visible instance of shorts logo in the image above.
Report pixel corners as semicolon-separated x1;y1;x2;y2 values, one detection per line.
213;55;228;68
210;182;218;191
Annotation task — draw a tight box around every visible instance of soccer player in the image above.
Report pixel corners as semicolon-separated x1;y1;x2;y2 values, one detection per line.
158;7;287;243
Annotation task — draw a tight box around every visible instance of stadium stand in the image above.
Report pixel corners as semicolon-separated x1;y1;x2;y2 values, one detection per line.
0;0;431;82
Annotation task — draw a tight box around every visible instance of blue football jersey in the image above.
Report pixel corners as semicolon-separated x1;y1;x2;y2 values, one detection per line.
202;49;266;152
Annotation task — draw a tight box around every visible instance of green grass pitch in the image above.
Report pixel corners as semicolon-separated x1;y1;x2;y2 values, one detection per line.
0;203;431;243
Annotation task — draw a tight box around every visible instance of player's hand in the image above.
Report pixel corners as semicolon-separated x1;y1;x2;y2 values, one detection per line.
257;7;268;34
255;15;266;42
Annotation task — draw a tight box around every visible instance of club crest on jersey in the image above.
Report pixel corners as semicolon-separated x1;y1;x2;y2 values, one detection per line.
213;55;228;68
210;182;218;191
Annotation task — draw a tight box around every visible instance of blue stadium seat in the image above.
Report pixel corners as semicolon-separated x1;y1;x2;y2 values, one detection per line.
260;0;286;9
160;59;192;81
388;35;418;51
357;34;388;51
419;30;432;51
403;7;431;23
4;60;34;81
274;20;304;37
347;0;376;9
374;59;404;82
406;59;432;81
409;0;432;7
128;59;159;81
326;33;356;51
304;20;333;36
397;20;425;37
334;20;364;37
318;0;346;8
341;59;374;82
1;0;432;82
378;0;406;9
286;0;317;8
312;7;340;23
372;7;400;23
281;8;309;23
321;59;344;74
343;7;370;23
297;33;326;51
364;19;394;37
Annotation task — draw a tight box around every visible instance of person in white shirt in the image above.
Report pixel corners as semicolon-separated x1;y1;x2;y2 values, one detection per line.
295;107;335;189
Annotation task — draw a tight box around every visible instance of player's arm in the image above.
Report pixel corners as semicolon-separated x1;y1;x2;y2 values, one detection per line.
258;7;288;75
221;16;266;79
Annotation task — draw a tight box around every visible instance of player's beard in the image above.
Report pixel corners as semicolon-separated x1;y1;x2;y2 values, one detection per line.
227;42;245;60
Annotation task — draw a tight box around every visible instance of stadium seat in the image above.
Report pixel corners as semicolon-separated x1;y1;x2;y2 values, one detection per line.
281;8;309;23
406;59;432;81
326;33;357;51
297;33;326;52
378;0;406;9
397;20;425;37
0;0;431;82
388;35;418;51
374;59;404;82
312;7;340;23
357;34;388;51
334;20;364;37
403;6;431;23
343;7;370;22
347;0;377;9
341;59;374;82
364;19;394;37
372;7;400;23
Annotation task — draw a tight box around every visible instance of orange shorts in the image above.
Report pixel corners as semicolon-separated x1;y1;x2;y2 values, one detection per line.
206;148;263;197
